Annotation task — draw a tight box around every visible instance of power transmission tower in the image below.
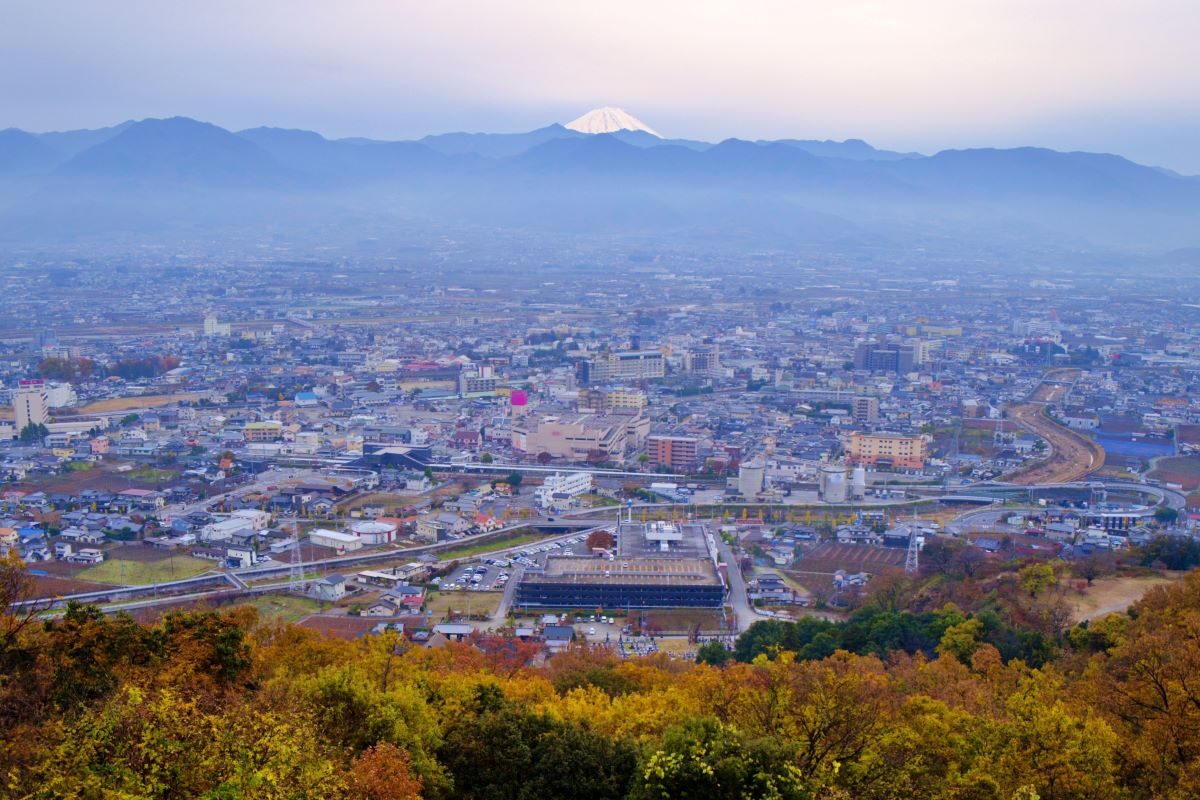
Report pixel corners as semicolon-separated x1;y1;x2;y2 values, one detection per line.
904;530;920;574
288;519;305;593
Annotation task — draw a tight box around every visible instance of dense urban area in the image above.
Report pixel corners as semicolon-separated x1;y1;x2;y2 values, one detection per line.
4;248;1200;799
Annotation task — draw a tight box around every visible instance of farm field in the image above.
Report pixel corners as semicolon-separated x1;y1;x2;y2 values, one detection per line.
239;594;322;624
424;589;501;620
80;554;215;586
785;543;906;595
1147;456;1200;491
792;542;907;575
638;608;728;634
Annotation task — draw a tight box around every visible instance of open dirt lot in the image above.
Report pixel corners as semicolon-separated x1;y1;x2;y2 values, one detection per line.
27;574;111;599
1069;573;1180;622
793;542;906;575
639;608;728;634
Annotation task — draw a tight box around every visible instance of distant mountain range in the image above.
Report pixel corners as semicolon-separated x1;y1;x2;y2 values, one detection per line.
0;109;1197;254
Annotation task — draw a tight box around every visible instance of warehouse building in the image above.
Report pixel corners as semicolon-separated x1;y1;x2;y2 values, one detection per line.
516;519;725;609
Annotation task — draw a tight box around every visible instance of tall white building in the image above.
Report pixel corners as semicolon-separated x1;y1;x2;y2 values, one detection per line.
15;379;49;433
535;471;594;509
45;382;78;408
203;312;231;337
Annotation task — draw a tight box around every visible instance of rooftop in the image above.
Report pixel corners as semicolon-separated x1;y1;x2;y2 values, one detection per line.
526;555;722;587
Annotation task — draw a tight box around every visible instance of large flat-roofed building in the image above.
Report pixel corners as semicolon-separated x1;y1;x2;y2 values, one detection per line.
581;350;665;384
511;412;627;461
684;342;721;376
846;431;928;469
516;555;724;609
853;342;914;374
243;420;284;442
646;435;700;473
309;529;363;552
535;471;594;509
515;519;724;609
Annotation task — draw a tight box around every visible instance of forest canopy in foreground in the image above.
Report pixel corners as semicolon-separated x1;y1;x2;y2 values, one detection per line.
2;552;1200;800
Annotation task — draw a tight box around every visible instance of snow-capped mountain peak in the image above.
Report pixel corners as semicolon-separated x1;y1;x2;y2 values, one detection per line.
564;107;661;138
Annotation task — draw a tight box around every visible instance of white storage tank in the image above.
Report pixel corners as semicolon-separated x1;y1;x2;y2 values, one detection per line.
851;466;867;500
820;465;848;503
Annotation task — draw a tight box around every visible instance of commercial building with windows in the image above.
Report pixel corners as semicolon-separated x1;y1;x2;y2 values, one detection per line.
581;350;665;384
511;412;627;461
853;342;915;373
578;386;647;413
846;432;929;469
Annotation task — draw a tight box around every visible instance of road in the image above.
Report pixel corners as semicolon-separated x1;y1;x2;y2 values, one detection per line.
714;531;756;633
1003;370;1106;485
34;525;604;617
488;563;523;627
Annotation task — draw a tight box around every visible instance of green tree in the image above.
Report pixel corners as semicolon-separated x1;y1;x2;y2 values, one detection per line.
695;640;732;667
1019;563;1056;598
1154;506;1179;525
630;718;807;800
937;618;984;664
480;452;494;464
18;423;49;444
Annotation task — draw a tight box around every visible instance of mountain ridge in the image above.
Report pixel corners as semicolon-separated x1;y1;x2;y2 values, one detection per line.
0;115;1197;252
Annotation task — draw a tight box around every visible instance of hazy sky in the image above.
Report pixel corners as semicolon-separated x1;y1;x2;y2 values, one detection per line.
3;0;1199;171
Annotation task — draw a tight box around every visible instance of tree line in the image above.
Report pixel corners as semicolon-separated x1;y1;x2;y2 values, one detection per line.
3;552;1200;798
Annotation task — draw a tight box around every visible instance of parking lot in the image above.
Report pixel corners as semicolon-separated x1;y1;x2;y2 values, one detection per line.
436;561;512;592
435;533;591;592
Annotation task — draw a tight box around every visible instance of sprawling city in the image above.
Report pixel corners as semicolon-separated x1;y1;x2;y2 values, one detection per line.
3;3;1200;799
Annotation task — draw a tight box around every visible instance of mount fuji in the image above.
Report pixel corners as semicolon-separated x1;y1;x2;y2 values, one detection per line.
1;112;1198;253
564;107;661;138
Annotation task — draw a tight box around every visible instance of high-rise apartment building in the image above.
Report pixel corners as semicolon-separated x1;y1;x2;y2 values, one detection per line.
851;396;879;424
853;341;915;373
646;435;700;473
581;350;665;384
15;379;48;433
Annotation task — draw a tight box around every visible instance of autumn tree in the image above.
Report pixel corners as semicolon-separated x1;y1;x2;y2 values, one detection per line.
586;529;615;552
1019;563;1057;598
349;743;423;800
